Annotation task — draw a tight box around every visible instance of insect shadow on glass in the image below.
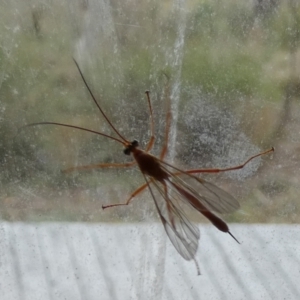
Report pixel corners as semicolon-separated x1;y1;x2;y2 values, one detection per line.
26;59;274;275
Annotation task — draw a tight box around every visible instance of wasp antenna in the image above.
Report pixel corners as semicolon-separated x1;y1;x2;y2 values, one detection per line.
72;58;128;143
24;122;125;145
228;231;240;244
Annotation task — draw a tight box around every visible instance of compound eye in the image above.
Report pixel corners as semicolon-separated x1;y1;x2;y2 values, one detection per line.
132;140;139;147
123;148;130;155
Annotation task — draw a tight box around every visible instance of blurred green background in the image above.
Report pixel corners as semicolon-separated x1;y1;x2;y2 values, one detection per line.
0;0;299;224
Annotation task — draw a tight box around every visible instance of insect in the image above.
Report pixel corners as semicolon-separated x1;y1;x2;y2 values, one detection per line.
27;59;274;274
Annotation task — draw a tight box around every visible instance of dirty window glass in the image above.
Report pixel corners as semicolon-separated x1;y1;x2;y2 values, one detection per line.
0;0;299;299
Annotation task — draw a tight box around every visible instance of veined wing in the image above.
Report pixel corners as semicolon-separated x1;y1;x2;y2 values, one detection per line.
143;175;200;261
159;160;240;214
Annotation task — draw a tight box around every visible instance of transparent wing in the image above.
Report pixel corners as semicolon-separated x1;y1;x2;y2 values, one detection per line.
144;175;200;261
159;161;240;214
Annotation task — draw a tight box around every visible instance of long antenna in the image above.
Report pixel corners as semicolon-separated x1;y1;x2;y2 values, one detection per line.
73;58;128;143
25;122;125;145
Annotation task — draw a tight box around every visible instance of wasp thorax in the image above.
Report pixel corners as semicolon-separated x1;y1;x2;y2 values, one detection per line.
123;140;139;155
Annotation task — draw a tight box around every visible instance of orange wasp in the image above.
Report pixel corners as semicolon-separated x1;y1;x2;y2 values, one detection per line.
27;59;274;274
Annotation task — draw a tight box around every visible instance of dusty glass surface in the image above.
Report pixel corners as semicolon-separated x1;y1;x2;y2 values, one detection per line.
0;0;299;298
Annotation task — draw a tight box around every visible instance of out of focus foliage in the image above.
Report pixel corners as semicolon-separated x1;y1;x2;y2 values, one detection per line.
1;0;300;222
